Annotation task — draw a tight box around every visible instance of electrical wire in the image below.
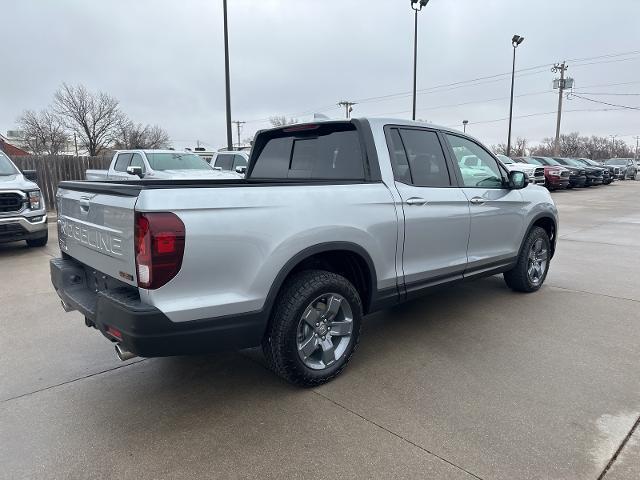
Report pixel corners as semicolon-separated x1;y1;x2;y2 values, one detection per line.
567;93;640;111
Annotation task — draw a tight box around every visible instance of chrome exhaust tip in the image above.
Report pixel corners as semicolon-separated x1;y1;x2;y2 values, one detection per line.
60;300;73;312
115;343;136;361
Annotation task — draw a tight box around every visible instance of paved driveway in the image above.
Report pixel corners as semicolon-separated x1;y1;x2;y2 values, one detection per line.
1;182;638;479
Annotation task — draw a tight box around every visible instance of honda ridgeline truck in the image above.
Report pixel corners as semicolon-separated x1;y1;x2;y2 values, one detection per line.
50;119;558;386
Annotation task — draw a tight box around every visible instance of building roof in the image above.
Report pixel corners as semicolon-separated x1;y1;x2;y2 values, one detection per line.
0;135;29;157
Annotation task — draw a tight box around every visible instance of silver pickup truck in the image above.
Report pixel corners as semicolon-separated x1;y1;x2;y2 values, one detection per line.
50;118;558;386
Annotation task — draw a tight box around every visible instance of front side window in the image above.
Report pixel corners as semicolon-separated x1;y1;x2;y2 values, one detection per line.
387;128;451;187
129;153;146;172
233;155;248;169
114;153;133;172
214;154;235;171
446;134;504;188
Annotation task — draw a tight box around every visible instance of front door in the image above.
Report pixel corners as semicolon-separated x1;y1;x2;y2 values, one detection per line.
443;133;526;275
386;127;470;295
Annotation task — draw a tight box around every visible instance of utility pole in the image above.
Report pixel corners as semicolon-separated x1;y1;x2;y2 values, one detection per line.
232;120;245;148
73;132;78;157
222;0;233;151
338;101;356;119
552;62;569;156
634;136;640;160
609;135;618;157
462;120;468;133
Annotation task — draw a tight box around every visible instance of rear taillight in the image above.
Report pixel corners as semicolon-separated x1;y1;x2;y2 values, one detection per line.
134;212;185;289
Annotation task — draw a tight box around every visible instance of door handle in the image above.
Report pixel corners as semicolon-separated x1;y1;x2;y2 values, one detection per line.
79;197;90;212
469;197;485;205
405;197;427;206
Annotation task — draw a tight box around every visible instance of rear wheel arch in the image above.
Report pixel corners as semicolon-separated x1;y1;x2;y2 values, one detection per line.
263;242;377;322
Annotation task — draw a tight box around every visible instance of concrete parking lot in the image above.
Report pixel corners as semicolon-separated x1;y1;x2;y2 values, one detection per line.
1;181;638;480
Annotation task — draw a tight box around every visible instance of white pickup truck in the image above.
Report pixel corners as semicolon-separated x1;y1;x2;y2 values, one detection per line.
86;150;241;181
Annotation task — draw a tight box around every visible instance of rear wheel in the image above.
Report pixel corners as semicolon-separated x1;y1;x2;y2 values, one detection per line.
504;226;550;293
26;230;48;248
263;270;362;387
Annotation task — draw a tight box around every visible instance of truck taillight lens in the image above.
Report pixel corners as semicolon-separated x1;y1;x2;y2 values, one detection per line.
134;212;185;289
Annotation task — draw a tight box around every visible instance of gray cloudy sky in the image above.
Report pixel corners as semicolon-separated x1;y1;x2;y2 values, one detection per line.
2;0;639;150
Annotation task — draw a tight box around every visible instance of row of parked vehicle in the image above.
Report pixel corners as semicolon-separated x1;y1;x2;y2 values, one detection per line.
496;155;638;190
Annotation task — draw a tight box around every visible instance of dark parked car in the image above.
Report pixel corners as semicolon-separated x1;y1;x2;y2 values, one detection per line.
574;158;615;184
605;158;637;180
553;158;604;186
517;157;571;190
521;157;584;189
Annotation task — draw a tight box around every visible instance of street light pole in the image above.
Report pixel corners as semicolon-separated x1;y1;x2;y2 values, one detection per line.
462;120;468;133
410;0;430;121
506;34;524;157
223;0;233;151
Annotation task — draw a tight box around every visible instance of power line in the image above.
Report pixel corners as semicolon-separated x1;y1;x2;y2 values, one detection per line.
568;93;640;111
243;49;640;126
448;107;630;127
568;92;640;96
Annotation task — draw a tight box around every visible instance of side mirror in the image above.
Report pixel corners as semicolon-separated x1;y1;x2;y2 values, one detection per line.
126;165;144;178
22;170;38;182
235;166;247;175
509;170;527;189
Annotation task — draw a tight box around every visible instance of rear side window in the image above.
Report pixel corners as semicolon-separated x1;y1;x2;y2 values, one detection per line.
251;124;365;180
214;154;235;171
386;128;451;187
114;153;133;172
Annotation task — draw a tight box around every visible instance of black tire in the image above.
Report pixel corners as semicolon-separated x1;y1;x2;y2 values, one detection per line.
26;230;48;248
504;226;551;293
262;269;362;387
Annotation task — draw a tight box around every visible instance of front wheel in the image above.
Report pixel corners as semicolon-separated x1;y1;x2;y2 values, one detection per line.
504;226;550;293
263;270;362;387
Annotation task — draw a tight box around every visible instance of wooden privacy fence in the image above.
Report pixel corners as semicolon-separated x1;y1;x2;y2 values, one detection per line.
11;155;111;210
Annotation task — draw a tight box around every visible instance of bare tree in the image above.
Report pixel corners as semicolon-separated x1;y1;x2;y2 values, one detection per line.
269;116;298;127
17;109;68;155
491;143;508;155
112;119;170;149
54;83;123;156
513;137;528;157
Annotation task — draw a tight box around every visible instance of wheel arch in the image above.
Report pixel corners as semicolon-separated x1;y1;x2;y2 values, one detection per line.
262;242;378;322
522;213;557;258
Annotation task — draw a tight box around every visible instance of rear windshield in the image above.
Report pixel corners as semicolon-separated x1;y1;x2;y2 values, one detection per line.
250;123;365;180
146;153;212;171
605;159;627;165
0;152;18;175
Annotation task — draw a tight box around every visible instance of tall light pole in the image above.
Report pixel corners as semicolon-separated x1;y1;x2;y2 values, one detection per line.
462;120;468;133
410;0;430;121
223;0;233;151
506;34;524;157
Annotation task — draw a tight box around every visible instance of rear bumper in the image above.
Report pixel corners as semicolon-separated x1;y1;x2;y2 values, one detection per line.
50;256;266;357
0;214;47;243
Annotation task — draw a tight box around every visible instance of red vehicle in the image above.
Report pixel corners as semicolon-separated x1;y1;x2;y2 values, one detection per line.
515;157;570;190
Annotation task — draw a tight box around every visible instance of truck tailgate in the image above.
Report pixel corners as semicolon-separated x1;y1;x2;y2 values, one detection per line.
57;187;138;286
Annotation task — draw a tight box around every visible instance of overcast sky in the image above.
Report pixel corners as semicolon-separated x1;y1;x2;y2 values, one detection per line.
1;0;639;150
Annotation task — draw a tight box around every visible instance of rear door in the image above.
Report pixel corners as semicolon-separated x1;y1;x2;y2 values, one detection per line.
386;126;470;294
443;133;526;274
57;187;138;286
